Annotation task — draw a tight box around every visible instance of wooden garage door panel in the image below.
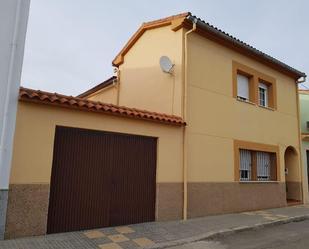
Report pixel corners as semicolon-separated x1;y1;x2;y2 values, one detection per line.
110;134;157;226
47;126;157;234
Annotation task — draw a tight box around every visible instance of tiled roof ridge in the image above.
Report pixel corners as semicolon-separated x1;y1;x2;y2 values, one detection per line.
19;87;185;126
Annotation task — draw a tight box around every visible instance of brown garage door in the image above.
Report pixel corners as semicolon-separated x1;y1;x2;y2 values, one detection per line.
47;126;157;234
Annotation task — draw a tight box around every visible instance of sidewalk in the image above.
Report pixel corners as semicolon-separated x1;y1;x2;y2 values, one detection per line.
1;205;309;249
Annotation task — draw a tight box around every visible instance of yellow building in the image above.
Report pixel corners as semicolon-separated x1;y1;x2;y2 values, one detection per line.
5;12;307;239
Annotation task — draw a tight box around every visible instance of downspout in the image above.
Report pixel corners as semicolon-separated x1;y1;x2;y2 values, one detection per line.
296;76;307;203
115;67;121;105
183;17;197;220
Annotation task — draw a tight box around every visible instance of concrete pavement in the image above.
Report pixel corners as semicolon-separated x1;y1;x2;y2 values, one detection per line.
1;204;309;249
170;219;309;249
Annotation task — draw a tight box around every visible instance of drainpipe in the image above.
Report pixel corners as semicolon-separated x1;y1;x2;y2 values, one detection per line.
115;67;121;105
296;76;307;203
182;18;197;220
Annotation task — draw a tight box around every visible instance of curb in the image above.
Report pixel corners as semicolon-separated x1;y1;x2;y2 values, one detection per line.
147;214;309;249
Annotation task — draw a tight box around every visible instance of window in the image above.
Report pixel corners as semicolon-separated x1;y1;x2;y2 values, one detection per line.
256;151;271;181
236;142;278;182
239;149;252;181
259;82;268;107
237;74;250;101
233;61;277;109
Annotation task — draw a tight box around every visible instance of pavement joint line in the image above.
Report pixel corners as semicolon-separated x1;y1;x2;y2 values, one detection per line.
146;214;309;249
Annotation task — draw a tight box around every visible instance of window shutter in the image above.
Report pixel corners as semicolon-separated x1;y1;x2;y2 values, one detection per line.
257;152;271;181
237;74;249;100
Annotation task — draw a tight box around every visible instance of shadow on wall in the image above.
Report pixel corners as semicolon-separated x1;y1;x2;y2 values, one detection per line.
285;146;302;201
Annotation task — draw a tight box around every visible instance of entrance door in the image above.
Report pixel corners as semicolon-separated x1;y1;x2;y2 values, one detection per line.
47;126;157;234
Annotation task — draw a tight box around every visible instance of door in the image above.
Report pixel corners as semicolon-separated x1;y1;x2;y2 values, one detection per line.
47;126;157;234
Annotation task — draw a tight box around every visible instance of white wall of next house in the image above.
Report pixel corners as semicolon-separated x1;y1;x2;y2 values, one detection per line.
0;0;30;189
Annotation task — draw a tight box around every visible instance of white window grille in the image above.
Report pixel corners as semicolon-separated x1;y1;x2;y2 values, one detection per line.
259;82;268;107
239;149;252;181
237;74;250;101
257;152;271;181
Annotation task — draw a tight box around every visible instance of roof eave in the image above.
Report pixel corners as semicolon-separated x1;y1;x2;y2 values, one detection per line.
186;15;306;80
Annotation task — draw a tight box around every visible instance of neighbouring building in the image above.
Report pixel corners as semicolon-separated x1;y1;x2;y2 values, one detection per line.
299;90;309;197
0;0;30;239
4;12;307;239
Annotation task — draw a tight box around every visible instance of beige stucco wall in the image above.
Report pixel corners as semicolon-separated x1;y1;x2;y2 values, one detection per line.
116;25;184;116
10;102;184;184
87;86;118;105
186;32;302;184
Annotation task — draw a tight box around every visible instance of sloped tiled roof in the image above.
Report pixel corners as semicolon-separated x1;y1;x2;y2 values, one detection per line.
19;87;185;126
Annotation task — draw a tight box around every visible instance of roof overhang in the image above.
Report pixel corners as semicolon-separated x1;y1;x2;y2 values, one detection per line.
19;87;186;126
113;12;306;81
112;12;189;67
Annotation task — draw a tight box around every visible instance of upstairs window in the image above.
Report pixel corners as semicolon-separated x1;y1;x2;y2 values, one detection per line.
237;74;250;101
233;61;277;110
259;82;268;107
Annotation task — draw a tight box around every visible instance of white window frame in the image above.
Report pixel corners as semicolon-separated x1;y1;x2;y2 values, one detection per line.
258;82;268;107
256;151;271;181
239;149;252;181
237;74;250;102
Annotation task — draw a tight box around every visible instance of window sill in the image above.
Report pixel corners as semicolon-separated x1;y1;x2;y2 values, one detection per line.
236;97;256;106
239;181;279;184
236;98;276;111
258;105;275;111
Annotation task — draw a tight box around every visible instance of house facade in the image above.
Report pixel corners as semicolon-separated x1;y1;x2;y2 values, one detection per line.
4;13;307;239
299;90;309;197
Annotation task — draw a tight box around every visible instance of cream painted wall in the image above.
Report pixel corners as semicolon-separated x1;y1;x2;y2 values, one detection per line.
117;26;184;116
87;86;118;104
186;32;301;183
10;102;183;184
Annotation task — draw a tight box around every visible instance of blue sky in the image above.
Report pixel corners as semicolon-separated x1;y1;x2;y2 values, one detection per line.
21;0;309;95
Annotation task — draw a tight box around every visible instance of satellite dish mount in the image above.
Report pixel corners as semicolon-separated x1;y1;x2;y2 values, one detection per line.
159;56;174;74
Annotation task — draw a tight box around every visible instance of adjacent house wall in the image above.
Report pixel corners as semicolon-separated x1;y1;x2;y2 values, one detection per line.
6;102;184;238
0;0;30;239
299;92;309;201
86;86;118;105
186;32;302;217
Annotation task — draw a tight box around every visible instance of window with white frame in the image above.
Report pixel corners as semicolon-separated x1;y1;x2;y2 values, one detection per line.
239;149;252;181
239;149;276;182
256;152;271;181
237;74;250;101
258;82;268;107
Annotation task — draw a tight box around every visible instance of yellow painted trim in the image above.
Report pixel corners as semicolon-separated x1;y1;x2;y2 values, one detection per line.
232;61;277;109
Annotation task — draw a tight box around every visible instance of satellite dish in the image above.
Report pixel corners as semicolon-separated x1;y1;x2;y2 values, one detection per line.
159;56;174;74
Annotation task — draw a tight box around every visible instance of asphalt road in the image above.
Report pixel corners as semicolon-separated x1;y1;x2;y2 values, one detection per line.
170;219;309;249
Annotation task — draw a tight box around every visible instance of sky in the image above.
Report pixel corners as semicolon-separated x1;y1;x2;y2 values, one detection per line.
21;0;309;96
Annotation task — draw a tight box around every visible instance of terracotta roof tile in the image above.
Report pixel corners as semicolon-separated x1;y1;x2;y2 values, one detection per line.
19;87;185;126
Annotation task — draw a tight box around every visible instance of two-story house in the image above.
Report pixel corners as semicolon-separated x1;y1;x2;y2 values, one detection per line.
299;90;309;198
4;12;307;239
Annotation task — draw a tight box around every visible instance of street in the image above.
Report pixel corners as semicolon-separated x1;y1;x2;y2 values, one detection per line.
171;219;309;249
